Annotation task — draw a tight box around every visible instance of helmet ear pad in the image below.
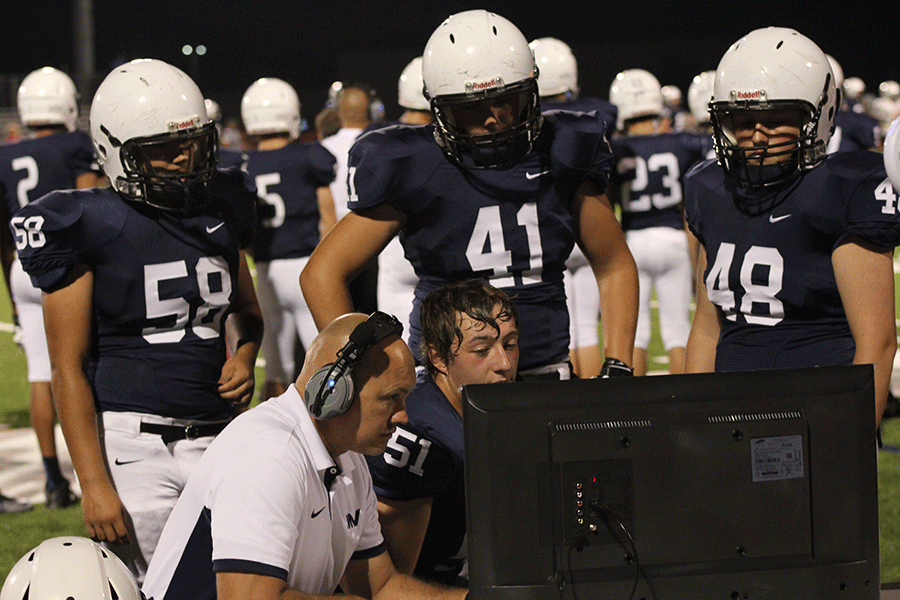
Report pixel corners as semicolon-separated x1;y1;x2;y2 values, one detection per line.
304;364;355;420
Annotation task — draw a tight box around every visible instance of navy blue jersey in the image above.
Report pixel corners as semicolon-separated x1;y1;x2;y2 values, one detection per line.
684;151;900;372
366;374;465;585
830;110;880;153
348;111;612;370
610;131;711;231
0;130;98;216
242;141;336;261
541;96;617;140
13;169;257;419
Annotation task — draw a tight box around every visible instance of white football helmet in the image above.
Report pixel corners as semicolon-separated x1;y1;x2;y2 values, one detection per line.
709;27;838;190
0;536;142;600
90;59;218;214
880;80;900;100
422;10;542;168
205;98;222;123
825;55;844;88
529;37;579;99
884;116;900;194
608;69;664;130
241;77;302;139
661;84;682;109
687;70;716;126
398;56;429;111
17;67;79;132
843;76;866;102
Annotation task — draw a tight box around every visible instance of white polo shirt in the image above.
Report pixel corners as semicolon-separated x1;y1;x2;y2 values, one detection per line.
142;385;385;600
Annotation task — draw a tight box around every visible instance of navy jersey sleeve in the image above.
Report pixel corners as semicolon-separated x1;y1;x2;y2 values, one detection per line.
14;189;127;290
347;125;442;214
803;151;900;248
367;421;457;502
683;158;720;245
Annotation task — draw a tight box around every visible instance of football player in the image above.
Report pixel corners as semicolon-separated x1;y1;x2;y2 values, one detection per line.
366;279;518;584
825;55;881;153
13;59;263;583
376;57;430;342
0;67;103;511
301;10;639;380
684;28;900;424
607;69;712;376
240;77;337;399
529;36;617;377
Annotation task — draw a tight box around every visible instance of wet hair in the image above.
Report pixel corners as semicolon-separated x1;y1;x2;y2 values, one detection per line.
419;278;518;377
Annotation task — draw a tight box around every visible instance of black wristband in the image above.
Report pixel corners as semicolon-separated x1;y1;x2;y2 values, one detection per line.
600;357;634;378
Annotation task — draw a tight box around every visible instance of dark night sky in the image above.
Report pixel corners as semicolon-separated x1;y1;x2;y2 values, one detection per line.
5;1;898;123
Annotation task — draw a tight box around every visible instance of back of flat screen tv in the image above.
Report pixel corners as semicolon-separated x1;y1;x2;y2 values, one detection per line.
463;366;879;599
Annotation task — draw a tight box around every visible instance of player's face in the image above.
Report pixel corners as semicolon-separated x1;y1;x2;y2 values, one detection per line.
443;306;519;389
728;108;803;164
451;93;520;135
348;338;416;455
140;138;204;176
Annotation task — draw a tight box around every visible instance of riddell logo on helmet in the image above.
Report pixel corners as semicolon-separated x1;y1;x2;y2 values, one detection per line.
466;76;505;93
167;116;202;132
735;90;763;100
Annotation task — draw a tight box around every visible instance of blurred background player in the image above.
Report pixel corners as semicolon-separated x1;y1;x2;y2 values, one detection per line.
529;36;618;377
608;68;711;376
684;27;899;425
206;98;246;169
0;536;141;600
14;59;263;583
825;55;881;153
661;83;689;131
366;279;518;585
241;77;337;399
319;82;380;314
301;10;638;380
376;57;430;341
0;66;103;511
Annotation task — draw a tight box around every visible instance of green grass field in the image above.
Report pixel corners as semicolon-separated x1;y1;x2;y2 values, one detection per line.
1;274;900;584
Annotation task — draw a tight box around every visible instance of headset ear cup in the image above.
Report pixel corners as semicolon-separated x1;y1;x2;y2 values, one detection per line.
304;365;355;420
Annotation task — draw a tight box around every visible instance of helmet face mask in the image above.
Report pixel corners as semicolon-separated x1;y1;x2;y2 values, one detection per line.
90;59;218;216
709;27;837;190
117;123;219;214
423;10;543;169
431;79;541;169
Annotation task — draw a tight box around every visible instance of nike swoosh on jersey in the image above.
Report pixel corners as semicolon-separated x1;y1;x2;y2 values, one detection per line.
311;506;326;518
769;213;792;223
525;170;551;180
114;458;143;466
206;222;225;233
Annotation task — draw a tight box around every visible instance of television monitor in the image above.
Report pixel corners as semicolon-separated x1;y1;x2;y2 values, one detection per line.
463;365;879;600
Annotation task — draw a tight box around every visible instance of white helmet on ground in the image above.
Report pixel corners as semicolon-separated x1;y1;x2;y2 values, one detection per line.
397;56;429;111
688;70;716;125
241;77;302;139
609;69;664;130
529;37;579;99
0;536;142;600
90;58;218;214
17;67;79;132
709;27;838;190
422;9;542;169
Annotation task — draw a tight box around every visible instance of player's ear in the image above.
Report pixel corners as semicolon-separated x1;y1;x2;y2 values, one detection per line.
427;345;450;377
